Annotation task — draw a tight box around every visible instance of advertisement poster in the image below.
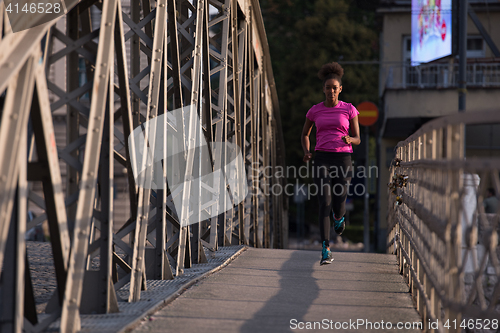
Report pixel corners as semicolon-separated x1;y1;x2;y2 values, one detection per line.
411;0;452;65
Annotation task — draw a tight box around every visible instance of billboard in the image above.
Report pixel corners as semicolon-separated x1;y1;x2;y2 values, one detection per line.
411;0;452;65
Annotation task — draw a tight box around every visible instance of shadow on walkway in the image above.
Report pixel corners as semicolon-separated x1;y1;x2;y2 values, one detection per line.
240;250;319;333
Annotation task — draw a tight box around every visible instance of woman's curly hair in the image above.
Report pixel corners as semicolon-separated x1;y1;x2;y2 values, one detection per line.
318;62;344;86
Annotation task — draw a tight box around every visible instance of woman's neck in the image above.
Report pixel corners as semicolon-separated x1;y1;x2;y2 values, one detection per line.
324;99;339;108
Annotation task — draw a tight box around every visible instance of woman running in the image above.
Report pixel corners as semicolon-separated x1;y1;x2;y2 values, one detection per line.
301;62;360;265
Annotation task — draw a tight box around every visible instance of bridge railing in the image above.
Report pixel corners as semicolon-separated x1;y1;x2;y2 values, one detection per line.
387;110;500;332
0;0;287;332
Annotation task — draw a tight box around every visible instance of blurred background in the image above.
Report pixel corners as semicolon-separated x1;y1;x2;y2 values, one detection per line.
259;0;500;253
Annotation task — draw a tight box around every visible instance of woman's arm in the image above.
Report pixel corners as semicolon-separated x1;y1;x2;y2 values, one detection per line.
342;115;361;146
301;118;314;162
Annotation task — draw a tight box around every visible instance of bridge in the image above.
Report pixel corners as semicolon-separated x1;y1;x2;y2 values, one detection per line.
0;0;499;332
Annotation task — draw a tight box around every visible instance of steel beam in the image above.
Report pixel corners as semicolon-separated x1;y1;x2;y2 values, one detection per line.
129;0;167;301
0;0;287;329
0;57;36;270
60;0;118;329
468;4;500;58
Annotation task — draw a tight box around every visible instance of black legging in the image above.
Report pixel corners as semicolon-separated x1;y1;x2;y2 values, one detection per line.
313;151;352;244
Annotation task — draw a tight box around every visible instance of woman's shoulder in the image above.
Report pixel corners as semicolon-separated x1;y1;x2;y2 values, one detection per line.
338;101;359;119
338;100;354;108
310;101;326;110
307;102;326;114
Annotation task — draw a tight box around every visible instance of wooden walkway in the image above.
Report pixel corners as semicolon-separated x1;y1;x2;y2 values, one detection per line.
131;248;422;333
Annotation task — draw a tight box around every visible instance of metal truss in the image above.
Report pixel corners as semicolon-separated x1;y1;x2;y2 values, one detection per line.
0;0;287;331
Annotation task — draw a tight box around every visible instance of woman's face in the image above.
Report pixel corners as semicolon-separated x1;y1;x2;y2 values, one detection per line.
323;78;342;104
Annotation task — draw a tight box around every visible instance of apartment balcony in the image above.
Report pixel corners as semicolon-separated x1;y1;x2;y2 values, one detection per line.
384;61;500;90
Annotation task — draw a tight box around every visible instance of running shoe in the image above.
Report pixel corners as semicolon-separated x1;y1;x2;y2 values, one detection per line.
333;214;345;235
320;241;334;265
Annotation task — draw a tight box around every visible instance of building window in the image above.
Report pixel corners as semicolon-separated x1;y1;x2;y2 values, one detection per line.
467;36;485;58
402;36;419;86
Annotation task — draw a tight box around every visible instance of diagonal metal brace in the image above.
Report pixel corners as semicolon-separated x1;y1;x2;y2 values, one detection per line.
468;4;500;57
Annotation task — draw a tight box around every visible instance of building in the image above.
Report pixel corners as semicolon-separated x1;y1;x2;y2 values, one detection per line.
376;0;500;252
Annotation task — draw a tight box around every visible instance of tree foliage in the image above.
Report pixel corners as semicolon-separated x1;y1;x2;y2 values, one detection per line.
261;0;380;170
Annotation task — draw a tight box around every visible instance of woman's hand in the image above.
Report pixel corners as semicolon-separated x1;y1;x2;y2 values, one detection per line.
303;152;312;162
342;136;353;145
